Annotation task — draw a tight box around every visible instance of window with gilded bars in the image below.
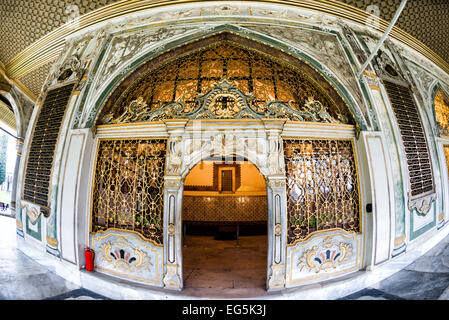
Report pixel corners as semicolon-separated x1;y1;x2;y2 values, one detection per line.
23;83;75;215
283;139;360;245
435;88;449;137
91;138;167;245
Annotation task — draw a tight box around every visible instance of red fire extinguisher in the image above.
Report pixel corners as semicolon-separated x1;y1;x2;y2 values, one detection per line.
84;247;95;271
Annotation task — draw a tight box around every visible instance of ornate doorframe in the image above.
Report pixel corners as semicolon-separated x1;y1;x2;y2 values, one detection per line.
162;119;288;291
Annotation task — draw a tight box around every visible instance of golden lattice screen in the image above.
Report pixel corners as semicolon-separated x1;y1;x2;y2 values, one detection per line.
283;139;360;245
91;138;167;245
435;88;449;137
99;41;354;125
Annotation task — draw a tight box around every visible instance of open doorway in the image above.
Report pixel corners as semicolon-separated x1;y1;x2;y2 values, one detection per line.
181;156;268;296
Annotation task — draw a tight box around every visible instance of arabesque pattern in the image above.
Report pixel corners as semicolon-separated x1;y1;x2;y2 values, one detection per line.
99;41;353;125
91;138;167;245
435;89;449;137
283;139;360;245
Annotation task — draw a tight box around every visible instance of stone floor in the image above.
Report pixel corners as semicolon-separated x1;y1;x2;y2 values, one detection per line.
340;233;449;300
0;214;108;300
1;214;449;300
182;234;269;298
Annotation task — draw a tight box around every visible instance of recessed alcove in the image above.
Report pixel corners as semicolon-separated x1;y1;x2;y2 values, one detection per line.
182;157;268;294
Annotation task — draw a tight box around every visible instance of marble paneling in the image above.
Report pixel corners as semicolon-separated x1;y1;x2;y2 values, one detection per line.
90;229;164;286
286;230;362;287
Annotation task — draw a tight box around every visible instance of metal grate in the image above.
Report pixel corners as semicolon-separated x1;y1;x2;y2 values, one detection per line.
383;80;435;197
283;139;360;245
435;88;449;137
99;41;354;124
91;138;167;245
23;83;74;214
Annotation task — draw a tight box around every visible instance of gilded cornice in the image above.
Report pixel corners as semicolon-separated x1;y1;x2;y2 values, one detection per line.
3;0;449;97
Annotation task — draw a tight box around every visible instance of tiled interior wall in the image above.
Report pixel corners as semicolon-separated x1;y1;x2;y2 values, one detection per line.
183;195;267;222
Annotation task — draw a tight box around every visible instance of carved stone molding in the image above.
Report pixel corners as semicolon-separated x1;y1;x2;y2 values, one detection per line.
297;236;353;274
180;132;272;178
166;136;183;176
267;178;286;190
408;192;436;215
22;203;41;224
268;264;285;290
163;264;182;289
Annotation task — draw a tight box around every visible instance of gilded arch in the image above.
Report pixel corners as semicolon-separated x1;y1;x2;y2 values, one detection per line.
94;31;361;129
89;29;366;290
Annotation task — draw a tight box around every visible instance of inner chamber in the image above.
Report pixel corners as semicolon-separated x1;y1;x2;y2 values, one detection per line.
182;156;268;293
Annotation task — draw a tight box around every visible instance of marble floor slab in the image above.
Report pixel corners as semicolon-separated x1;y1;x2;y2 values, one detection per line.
0;215;108;300
340;231;449;300
2;215;449;300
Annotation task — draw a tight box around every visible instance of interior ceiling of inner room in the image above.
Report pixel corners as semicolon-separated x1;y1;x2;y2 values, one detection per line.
0;0;448;98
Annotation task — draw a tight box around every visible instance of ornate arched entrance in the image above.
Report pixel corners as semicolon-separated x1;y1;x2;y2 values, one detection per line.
88;31;364;292
181;155;269;293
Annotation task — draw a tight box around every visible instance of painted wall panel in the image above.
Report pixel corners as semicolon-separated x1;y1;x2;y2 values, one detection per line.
60;133;85;264
366;136;391;264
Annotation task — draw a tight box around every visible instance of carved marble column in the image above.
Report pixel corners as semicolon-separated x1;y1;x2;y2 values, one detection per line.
162;120;187;290
163;177;183;290
263;120;287;290
266;176;287;290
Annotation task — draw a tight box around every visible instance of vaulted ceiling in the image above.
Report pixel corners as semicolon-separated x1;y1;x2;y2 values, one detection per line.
0;0;448;101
